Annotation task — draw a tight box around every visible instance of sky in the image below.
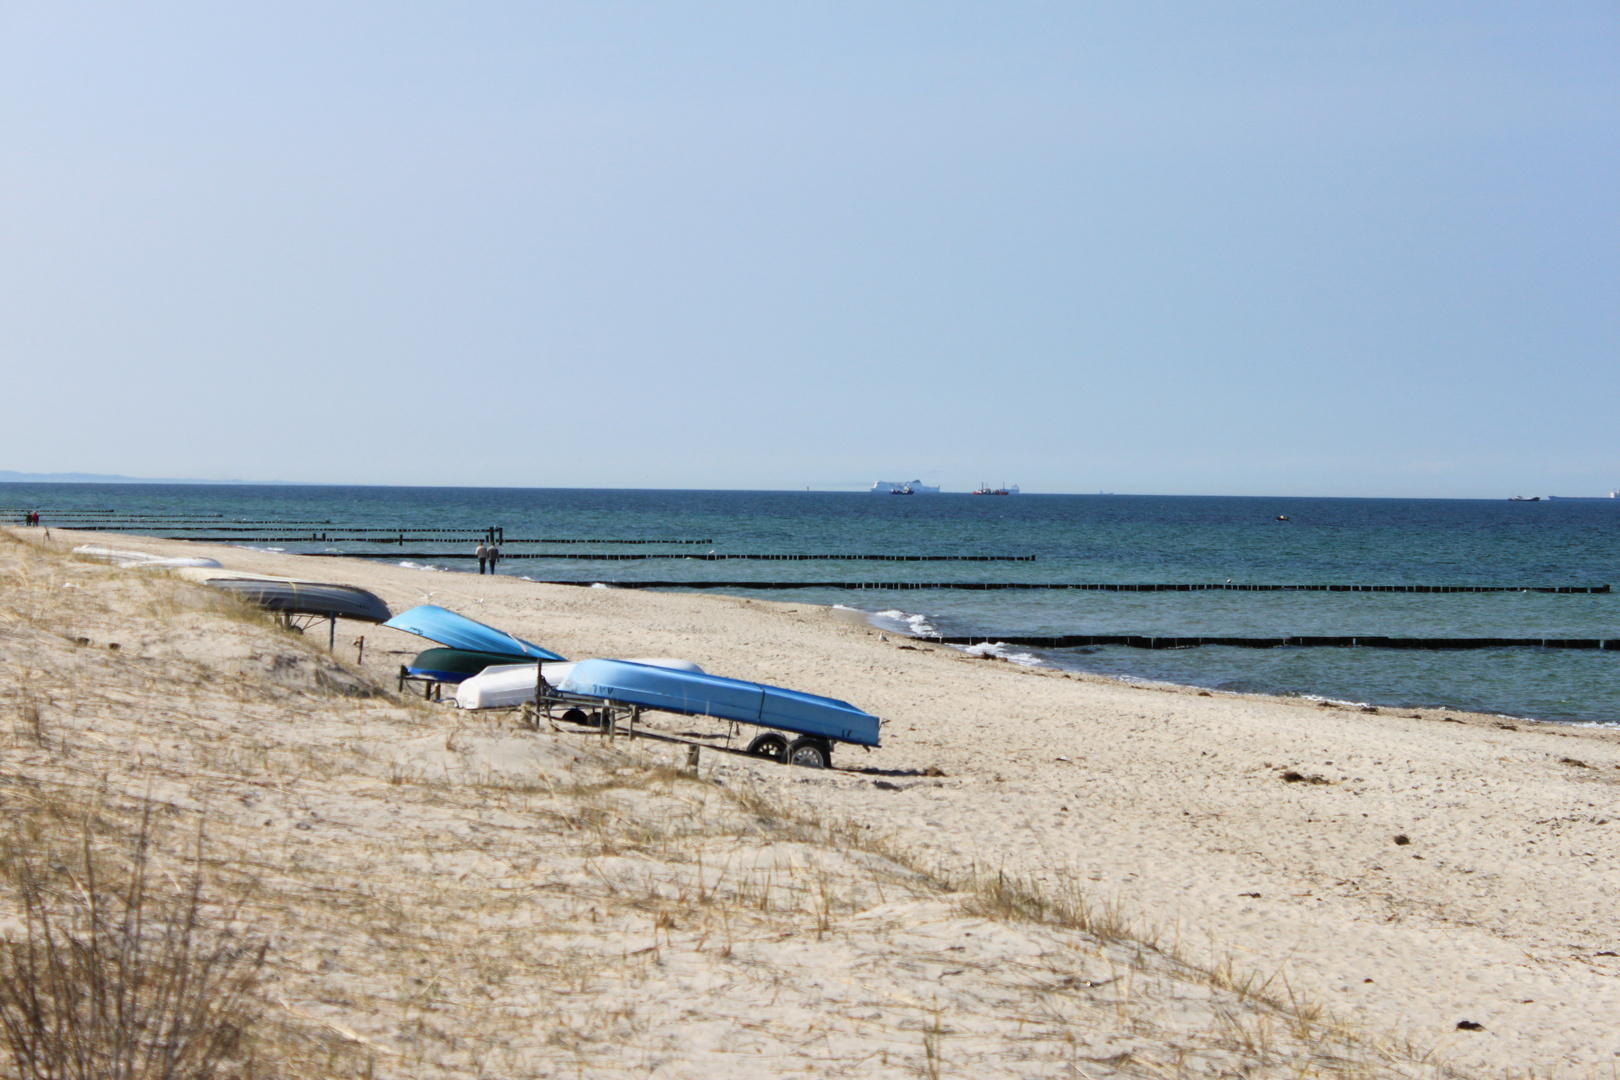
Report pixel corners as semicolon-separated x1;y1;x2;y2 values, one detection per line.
1;2;1615;497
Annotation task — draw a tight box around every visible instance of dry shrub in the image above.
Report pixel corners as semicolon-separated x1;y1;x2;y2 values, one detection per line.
0;802;268;1080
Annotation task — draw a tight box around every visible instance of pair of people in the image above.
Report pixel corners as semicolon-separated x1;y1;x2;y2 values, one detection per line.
25;511;39;526
475;541;501;574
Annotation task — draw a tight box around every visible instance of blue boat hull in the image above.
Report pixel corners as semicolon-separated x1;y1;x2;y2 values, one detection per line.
383;605;565;661
557;659;880;747
404;648;539;685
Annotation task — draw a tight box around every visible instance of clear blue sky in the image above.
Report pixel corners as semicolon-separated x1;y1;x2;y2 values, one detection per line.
2;2;1614;496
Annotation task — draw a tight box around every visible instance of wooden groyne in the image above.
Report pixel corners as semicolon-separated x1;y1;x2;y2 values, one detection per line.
54;527;714;544
145;534;715;544
314;552;1039;562
541;580;1611;594
929;634;1620;650
6;513;710;545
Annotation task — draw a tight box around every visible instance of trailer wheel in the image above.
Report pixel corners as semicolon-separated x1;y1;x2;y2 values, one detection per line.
746;734;788;761
787;738;832;769
562;708;597;727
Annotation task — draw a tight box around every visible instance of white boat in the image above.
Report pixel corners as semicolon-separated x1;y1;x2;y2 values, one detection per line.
869;480;940;493
456;657;705;710
73;545;222;569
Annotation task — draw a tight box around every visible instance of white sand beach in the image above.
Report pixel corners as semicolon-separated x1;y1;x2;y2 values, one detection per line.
4;526;1618;1076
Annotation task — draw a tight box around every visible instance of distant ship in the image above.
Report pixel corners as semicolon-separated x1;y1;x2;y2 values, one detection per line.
971;483;1019;496
1508;495;1541;502
870;480;940;494
1547;491;1620;500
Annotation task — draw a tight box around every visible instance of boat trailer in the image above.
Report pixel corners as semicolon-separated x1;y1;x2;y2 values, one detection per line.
509;666;853;770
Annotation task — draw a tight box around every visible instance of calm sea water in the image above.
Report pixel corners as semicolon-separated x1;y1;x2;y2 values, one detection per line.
7;483;1618;724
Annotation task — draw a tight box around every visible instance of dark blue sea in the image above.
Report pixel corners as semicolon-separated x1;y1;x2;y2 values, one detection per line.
7;484;1618;725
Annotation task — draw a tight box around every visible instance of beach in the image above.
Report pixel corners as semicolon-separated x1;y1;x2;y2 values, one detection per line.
5;525;1619;1074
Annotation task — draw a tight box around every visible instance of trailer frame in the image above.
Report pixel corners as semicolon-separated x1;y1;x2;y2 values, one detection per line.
511;670;843;769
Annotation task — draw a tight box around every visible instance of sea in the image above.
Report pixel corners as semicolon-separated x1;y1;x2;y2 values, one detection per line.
6;483;1618;726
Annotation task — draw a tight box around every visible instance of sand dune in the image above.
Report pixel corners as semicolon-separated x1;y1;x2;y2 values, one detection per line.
5;526;1618;1075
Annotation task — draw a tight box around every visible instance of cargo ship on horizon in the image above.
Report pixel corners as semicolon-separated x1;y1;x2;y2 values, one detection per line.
870;480;940;494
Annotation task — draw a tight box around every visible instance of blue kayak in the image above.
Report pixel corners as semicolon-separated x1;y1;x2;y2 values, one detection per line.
383;605;565;661
557;659;881;747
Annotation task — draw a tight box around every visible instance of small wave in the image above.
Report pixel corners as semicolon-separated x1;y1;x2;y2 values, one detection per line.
591;582;615;589
397;561;446;572
871;608;941;638
953;640;1045;667
1301;693;1371;709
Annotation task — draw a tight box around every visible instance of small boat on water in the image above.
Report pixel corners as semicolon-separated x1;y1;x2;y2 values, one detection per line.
889;484;914;495
972;483;1019;495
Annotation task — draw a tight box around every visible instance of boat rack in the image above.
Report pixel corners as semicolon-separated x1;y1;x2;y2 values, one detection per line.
475;671;843;770
525;683;648;740
397;665;448;701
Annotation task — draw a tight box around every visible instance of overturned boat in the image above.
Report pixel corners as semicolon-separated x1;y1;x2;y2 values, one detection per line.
554;658;881;766
383;604;565;660
406;648;554;686
456;658;705;710
201;577;392;624
383;605;565;694
74;545;223;570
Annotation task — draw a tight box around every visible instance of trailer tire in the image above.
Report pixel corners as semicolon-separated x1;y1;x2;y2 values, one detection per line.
787;738;832;769
562;708;597;727
746;734;788;762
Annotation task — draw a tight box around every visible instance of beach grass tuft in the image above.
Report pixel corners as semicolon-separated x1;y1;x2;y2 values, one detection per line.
0;801;267;1080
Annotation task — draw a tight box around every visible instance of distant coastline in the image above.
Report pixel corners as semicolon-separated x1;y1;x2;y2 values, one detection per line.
0;471;298;486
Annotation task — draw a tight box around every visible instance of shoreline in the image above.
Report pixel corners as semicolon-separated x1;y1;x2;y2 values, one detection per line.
17;526;1620;1071
814;596;1620;732
191;542;1618;730
78;527;1620;732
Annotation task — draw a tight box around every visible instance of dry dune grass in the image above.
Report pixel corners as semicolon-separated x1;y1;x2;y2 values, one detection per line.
0;530;1469;1078
0;800;272;1080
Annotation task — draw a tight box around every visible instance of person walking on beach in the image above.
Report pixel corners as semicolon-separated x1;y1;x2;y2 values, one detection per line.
487;543;500;574
475;541;488;574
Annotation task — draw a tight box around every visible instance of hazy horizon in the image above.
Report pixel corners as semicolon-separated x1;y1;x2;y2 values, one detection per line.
5;470;1617;500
